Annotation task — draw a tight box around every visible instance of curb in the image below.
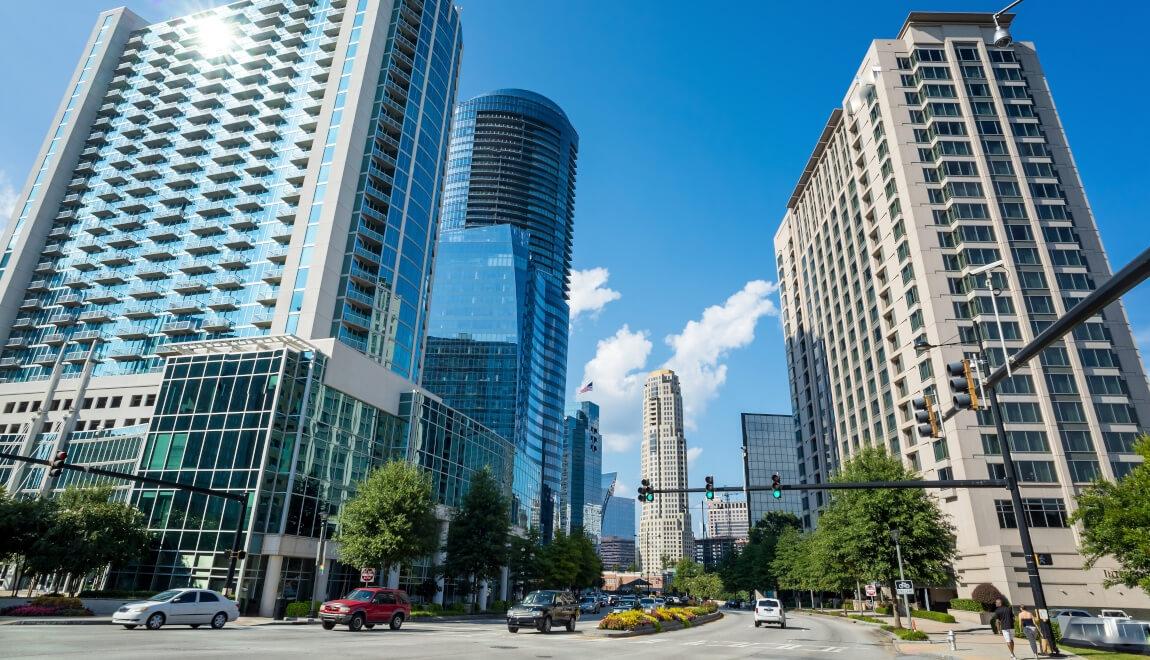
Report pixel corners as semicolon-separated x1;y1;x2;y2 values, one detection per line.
244;614;505;626
597;611;724;638
0;618;113;626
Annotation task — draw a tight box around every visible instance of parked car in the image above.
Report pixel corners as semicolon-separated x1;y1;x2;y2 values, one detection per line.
579;596;600;614
654;597;666;608
598;595;608;607
754;598;787;629
507;590;579;633
113;588;239;630
1100;609;1132;620
611;596;638;613
318;587;410;632
727;599;742;609
607;595;619;606
639;597;657;613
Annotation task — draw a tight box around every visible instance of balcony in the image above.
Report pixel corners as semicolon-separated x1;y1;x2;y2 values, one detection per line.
109;347;145;362
72;330;109;344
100;251;133;267
171;279;209;295
19;297;43;311
79;310;113;324
178;260;215;276
202;317;234;333
12;317;36;329
64;350;97;364
161;321;200;336
213;276;245;291
168;300;203;315
87;289;121;304
93;272;128;286
251;312;274;329
185;239;221;256
5;337;29;349
27;279;50;293
207;296;239;311
48;313;78;327
42;332;68;346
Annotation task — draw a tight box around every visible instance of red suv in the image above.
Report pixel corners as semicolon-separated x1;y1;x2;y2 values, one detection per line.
319;587;410;632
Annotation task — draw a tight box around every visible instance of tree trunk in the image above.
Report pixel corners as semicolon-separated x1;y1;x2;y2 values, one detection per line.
889;580;902;628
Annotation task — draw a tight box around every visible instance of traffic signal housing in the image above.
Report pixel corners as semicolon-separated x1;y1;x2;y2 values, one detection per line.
48;451;67;479
947;359;980;410
639;478;654;502
771;473;782;499
704;475;714;500
911;395;939;437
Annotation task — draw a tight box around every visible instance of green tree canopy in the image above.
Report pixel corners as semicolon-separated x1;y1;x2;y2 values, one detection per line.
336;460;440;577
685;572;723;600
509;528;544;596
442;467;510;607
815;447;955;627
671;557;703;593
718;511;801;595
1070;436;1150;595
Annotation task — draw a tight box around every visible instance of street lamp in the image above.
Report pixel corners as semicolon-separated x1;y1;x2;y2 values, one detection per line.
992;0;1026;47
309;509;331;621
889;529;915;631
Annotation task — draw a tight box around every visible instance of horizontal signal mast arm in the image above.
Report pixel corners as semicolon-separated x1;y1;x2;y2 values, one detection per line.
650;479;1008;494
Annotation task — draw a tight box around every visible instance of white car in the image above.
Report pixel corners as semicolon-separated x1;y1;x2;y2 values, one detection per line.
113;588;240;630
639;597;657;613
1100;609;1131;620
754;598;786;628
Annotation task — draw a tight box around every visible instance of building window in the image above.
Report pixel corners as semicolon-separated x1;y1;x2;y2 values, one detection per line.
995;498;1068;528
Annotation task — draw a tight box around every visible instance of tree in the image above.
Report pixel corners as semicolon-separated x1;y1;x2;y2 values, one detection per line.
1069;436;1150;595
24;486;151;595
719;511;801;596
540;530;580;590
336;460;440;580
685;572;723;600
814;447;955;627
509;528;544;597
671;557;703;593
442;467;510;610
0;490;59;595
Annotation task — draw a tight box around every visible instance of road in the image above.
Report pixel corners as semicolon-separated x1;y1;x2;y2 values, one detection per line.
0;610;926;659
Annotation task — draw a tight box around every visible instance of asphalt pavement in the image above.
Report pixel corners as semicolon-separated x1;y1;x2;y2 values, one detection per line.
0;609;930;659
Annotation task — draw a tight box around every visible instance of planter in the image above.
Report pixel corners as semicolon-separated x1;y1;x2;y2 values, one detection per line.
947;608;993;625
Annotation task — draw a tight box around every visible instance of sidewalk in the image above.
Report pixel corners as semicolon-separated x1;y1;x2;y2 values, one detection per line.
1;613;506;626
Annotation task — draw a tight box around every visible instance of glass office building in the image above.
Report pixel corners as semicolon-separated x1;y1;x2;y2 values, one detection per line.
562;401;601;539
741;413;803;527
425;89;578;538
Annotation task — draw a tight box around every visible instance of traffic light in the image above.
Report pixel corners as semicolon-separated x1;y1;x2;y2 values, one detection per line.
771;473;782;499
704;475;714;500
947;359;980;410
911;395;939;438
228;550;248;561
638;478;654;502
48;451;67;479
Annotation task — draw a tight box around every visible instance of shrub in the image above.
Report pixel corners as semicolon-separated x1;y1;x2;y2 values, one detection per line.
283;601;322;618
31;596;84;609
419;602;444;614
488;600;509;613
912;609;956;623
446;602;467;614
598;610;659;631
410;610;433;618
971;583;1005;610
0;605;93;617
77;590;159;600
948;598;984;612
875;605;891;615
882;624;929;641
842;600;854;610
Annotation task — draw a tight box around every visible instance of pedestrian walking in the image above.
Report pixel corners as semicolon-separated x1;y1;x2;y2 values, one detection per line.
993;597;1017;660
1018;605;1041;658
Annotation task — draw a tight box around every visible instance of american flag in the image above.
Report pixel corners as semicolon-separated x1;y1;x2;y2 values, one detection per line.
578;382;593;394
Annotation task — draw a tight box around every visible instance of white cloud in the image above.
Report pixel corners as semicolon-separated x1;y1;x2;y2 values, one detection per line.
663;279;779;428
580;325;652;453
569;267;621;321
613;479;631;498
686;447;703;466
0;170;18;232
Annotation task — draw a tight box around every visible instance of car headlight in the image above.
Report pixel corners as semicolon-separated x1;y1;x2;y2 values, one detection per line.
335;604;349;612
129;606;149;613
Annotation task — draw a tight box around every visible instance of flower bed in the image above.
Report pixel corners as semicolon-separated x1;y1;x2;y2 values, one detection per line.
599;610;661;631
0;604;94;617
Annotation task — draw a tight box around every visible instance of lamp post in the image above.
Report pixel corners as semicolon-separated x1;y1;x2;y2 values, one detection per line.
890;529;914;631
309;509;330;621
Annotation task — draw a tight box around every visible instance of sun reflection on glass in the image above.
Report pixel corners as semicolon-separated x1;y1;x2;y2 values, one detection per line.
194;16;234;59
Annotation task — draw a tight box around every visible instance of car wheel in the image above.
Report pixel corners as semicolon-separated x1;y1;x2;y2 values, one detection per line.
755;621;761;628
508;626;519;633
190;624;201;629
145;612;165;630
211;612;228;630
538;616;552;634
348;613;365;632
122;625;137;630
566;617;576;632
389;613;404;630
322;621;336;630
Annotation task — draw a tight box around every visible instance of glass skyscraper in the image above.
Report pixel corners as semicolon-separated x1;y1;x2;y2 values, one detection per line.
741;413;803;527
424;88;578;538
562;401;601;539
0;0;524;616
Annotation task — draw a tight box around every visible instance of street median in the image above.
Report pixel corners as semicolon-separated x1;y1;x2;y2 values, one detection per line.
597;605;723;638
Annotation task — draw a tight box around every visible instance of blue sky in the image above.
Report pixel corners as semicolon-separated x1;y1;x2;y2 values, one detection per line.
2;1;1149;536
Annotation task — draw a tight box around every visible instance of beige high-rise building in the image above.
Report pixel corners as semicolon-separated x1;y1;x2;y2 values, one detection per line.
638;369;693;574
705;498;749;541
775;11;1150;609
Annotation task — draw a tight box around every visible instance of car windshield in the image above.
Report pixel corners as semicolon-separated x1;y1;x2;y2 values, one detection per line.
521;592;554;606
147;590;184;602
640;599;655;605
581;597;595;603
344;589;375;602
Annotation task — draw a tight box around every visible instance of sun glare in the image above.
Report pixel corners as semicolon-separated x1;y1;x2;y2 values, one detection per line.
195;16;234;59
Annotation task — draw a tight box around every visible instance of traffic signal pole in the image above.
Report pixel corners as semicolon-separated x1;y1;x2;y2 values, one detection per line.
0;450;249;599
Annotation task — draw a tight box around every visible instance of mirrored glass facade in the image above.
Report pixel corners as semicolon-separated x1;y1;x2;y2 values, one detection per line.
741;413;803;526
429;89;578;539
563;401;601;539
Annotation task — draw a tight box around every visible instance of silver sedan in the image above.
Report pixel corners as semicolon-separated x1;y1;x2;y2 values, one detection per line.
113;588;240;630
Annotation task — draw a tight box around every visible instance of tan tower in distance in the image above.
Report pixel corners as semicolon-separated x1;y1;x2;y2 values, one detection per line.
638;369;693;575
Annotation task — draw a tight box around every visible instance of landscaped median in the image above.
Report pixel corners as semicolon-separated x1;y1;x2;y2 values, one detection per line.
597;603;722;637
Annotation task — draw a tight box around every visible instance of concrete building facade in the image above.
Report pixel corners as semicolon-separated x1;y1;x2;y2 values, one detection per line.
774;11;1150;608
638;369;693;574
704;498;749;541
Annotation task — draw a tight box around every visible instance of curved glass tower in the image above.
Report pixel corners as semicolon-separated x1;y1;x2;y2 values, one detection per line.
424;89;577;538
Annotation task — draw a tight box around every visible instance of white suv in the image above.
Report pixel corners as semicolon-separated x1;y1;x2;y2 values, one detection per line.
754;598;786;628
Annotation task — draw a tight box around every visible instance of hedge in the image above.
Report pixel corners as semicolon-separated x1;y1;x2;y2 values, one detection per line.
882;624;929;641
284;601;322;618
31;596;84;609
948;598;984;612
912;609;956;623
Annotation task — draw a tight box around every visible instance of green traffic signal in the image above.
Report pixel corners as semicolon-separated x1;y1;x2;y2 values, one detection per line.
772;488;782;499
645;491;654;502
771;472;782;498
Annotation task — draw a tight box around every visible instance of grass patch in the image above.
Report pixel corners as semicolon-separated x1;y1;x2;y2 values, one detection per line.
881;624;929;641
848;614;886;625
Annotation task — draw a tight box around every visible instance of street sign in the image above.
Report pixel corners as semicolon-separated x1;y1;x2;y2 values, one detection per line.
361;567;376;583
895;580;913;596
865;584;877;597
